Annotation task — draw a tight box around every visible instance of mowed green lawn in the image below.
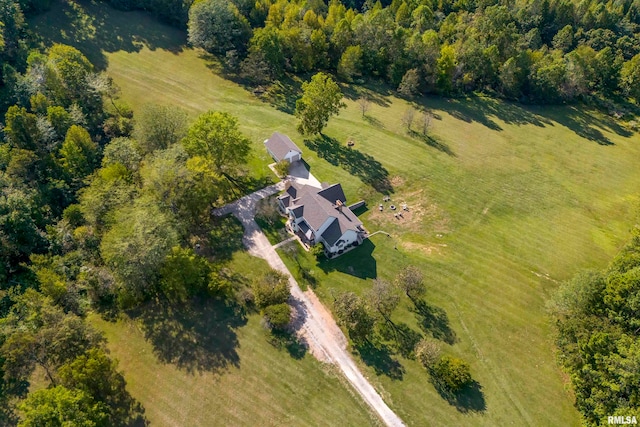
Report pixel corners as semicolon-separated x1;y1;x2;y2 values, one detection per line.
89;252;378;427
32;2;640;426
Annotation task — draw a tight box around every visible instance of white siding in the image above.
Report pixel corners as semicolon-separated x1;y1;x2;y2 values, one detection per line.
327;230;358;253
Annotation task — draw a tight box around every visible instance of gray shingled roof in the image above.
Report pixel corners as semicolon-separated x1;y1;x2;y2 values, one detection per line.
320;219;342;246
284;182;362;246
264;132;302;161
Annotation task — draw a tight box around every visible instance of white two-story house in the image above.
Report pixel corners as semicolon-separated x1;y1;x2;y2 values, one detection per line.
277;182;368;257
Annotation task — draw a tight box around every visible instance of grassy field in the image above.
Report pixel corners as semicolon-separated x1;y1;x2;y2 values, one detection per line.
89;251;378;427
31;1;640;426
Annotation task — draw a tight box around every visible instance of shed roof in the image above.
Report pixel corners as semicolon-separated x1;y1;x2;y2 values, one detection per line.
264;132;302;161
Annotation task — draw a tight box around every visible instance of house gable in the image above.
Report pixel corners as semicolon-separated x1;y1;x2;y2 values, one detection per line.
281;181;367;256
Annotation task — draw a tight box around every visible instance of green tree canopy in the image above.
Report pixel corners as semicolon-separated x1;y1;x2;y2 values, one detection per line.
58;125;98;182
0;289;104;385
263;303;291;329
58;348;145;425
188;0;251;54
394;265;425;301
334;291;374;343
159;246;211;303
100;198;179;303
295;72;345;135
18;386;108;427
181;110;251;176
133;104;188;156
252;269;290;309
621;53;640;101
432;355;472;392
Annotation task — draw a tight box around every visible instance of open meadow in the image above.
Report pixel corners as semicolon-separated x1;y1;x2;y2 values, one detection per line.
30;1;640;426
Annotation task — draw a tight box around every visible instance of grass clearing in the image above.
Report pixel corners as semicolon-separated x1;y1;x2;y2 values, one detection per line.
88;250;379;427
31;2;640;426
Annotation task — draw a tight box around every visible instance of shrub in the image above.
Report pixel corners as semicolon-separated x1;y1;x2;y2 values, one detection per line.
432;355;472;392
310;244;325;259
415;338;441;368
263;303;291;329
274;160;290;178
252;269;290;309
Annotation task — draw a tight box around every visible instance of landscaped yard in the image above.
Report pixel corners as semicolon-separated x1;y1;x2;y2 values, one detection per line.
31;1;640;426
89;250;379;427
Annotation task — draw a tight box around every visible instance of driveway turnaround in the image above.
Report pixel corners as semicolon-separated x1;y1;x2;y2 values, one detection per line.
213;184;406;427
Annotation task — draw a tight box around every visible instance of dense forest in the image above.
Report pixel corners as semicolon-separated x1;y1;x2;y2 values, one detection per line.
96;0;640;105
1;0;640;424
549;230;640;425
0;0;263;422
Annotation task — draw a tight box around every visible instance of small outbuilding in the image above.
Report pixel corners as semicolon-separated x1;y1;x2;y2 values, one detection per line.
264;132;303;163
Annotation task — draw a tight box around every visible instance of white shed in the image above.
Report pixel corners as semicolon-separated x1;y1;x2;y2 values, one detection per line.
264;132;303;163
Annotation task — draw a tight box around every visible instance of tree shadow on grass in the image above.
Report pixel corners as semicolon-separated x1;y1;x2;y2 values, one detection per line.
317;239;377;279
408;130;455;156
543;105;631;146
364;115;385;129
378;321;423;359
432;378;487;413
424;96;631;145
128;298;246;374
267;328;307;360
340;82;392;107
206;215;245;262
29;0;185;71
412;299;457;344
353;341;404;380
304;135;393;194
433;96;552;131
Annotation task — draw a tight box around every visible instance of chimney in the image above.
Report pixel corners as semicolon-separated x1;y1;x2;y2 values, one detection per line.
336;200;343;212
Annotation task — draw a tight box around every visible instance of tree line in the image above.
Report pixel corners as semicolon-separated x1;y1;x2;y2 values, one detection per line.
181;0;640;105
548;228;640;425
0;29;260;421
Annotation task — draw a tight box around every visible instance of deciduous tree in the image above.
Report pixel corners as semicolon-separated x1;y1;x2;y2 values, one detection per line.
59;125;98;182
432;355;472;392
334;291;374;343
182;111;252;176
263;303;291;329
395;265;425;300
133;104;188;156
18;386;108;427
100;199;179;303
367;279;399;323
252;269;290;309
295;72;345;135
188;0;251;54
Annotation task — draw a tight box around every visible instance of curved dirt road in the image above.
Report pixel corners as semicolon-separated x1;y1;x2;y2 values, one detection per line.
213;185;405;427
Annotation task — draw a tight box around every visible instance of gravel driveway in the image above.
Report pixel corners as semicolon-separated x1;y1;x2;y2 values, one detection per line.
212;184;405;427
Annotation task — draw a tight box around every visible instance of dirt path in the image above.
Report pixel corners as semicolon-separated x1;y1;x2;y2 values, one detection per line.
212;186;406;427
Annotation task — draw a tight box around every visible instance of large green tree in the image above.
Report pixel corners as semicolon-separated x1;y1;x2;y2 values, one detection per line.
100;198;179;303
187;0;251;54
58;125;98;182
133;104;188;156
18;386;108;427
0;289;104;385
334;291;374;343
295;72;345;135
621;53;640;102
58;348;145;425
181;110;251;176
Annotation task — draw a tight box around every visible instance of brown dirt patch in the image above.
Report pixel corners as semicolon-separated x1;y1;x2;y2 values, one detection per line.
390;175;406;187
400;241;448;256
367;189;450;234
